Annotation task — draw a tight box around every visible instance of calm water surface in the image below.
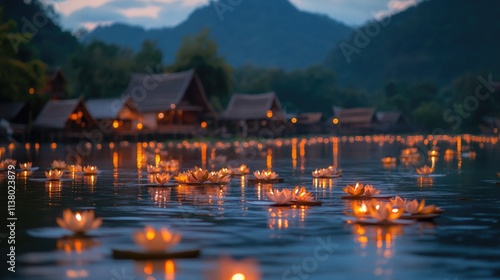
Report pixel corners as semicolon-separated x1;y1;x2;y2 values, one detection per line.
2;135;500;280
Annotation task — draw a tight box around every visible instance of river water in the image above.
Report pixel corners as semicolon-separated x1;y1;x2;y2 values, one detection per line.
1;135;500;280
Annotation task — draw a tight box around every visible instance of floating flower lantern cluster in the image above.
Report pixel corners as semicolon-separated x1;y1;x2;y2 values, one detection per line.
133;226;182;252
312;166;342;178
342;183;383;199
56;209;102;235
174;168;231;184
230;164;250;176
265;186;319;206
253;170;278;180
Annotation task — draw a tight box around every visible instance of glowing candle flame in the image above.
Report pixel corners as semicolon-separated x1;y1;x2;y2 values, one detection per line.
232;273;246;280
75;213;82;221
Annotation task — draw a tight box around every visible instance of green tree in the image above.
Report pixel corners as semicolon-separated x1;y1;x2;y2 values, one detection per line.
133;40;163;73
0;10;46;102
169;29;233;107
70;41;134;99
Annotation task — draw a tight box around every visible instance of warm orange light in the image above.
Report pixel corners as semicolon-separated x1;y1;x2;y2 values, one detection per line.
51;142;57;149
77;111;83;118
144;262;153;275
146;229;156;240
291;117;297;124
158;112;165;119
266;110;273;118
201;121;208;129
70;113;78;121
170;104;176;109
136;123;143;130
112;120;119;128
75;213;82;221
231;273;246;280
29;87;35;94
332;118;339;125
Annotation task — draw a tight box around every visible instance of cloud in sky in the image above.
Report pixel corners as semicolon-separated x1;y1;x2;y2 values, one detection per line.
45;0;419;31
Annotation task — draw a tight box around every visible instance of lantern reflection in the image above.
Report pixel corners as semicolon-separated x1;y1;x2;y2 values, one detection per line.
417;176;434;187
312;178;333;189
57;236;100;255
148;187;172;208
83;175;97;191
267;206;308;230
177;185;226;205
45;180;62;200
136;260;176;280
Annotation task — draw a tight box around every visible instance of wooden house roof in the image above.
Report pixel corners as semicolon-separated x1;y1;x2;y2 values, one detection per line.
297;112;324;125
86;97;139;120
221;92;283;120
338;107;377;125
34;98;92;129
123;69;215;115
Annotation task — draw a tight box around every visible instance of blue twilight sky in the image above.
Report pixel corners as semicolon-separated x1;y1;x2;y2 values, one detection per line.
43;0;418;31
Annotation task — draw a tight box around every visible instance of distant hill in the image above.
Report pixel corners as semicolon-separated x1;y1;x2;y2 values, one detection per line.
0;0;79;67
325;0;500;90
85;0;352;69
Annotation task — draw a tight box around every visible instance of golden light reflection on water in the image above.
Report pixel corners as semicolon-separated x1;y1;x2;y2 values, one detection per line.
267;206;308;231
417;176;434;187
57;237;100;255
83;175;97;192
177;185;227;206
291;138;297;169
149;187;172;208
266;148;272;170
45;180;62;201
136;260;176;280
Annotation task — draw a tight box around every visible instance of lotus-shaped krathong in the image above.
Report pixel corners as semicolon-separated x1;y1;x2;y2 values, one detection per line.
342;183;365;197
352;202;369;216
133;226;182;252
253;170;279;180
147;165;163;174
312;166;341;178
51;160;67;170
45;169;64;180
188;168;211;183
404;199;436;215
83;165;99;175
416;165;434;175
19;162;32;171
292;186;314;202
68;164;83;173
208;171;231;184
174;171;190;183
363;185;381;197
56;209;103;235
389;195;406;207
368;202;403;222
1;159;17;170
266;188;293;204
231;164;250;175
155;173;173;185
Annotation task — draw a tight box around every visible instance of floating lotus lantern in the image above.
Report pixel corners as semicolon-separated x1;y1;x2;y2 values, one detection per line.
0;159;17;170
353;202;369;216
363;185;381;197
381;157;397;164
174;172;190;183
266;188;293;204
416;165;434;175
312;166;342;178
368;202;403;223
133;226;181;252
253;170;278;180
342;183;365;197
155;173;173;185
56;209;103;235
19;162;32;171
83;165;99;175
188;168;210;183
209;171;231;184
230;164;250;175
51;160;67;170
68;164;83;173
206;256;261;280
404;199;437;215
147;165;163;174
428;150;439;157
389;195;406;207
45;169;64;181
291;186;314;202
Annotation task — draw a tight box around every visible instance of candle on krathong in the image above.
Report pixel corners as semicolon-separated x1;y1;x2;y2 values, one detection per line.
56;209;102;235
45;169;64;180
68;164;83;173
51;160;67;170
133;226;181;252
291;186;314;202
368;202;403;223
19;162;32;171
83;165;99;175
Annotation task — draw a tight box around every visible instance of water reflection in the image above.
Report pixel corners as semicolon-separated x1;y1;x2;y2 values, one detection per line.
267;206;308;230
135;260;176;280
417;176;434;187
45;180;62;201
57;236;100;255
148;187;172;208
177;185;226;205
